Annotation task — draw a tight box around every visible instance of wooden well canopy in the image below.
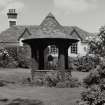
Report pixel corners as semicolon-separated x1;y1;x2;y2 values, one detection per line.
22;13;78;71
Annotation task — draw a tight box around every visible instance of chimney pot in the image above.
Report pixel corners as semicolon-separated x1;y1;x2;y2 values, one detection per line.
7;9;18;27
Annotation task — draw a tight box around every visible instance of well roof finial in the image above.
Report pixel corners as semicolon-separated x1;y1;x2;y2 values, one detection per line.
47;12;55;18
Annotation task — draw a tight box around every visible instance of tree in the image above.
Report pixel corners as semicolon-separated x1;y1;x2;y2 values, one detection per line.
90;26;105;57
80;26;105;105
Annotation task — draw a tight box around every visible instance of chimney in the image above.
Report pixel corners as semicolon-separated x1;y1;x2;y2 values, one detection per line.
7;9;18;27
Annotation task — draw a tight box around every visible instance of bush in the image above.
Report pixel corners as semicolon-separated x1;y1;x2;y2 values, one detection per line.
17;46;31;68
56;77;80;88
81;61;105;105
44;71;80;88
0;45;31;68
81;85;105;105
0;48;19;68
83;67;100;87
69;55;100;72
83;63;105;87
18;58;31;68
44;71;59;87
79;26;105;105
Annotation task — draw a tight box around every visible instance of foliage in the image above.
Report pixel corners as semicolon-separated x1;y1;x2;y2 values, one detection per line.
17;46;31;68
0;45;31;68
44;71;80;88
83;62;105;87
5;46;18;61
56;78;80;88
81;85;105;105
81;62;105;105
69;55;99;72
89;26;105;57
80;26;105;105
44;71;61;87
0;48;18;68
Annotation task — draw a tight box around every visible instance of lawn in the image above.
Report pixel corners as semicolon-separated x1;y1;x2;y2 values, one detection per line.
0;86;84;105
0;68;88;105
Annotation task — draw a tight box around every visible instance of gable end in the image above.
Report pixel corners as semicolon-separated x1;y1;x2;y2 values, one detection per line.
18;28;31;41
70;29;83;41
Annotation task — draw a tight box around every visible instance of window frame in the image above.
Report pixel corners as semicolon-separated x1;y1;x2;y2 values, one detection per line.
71;43;78;54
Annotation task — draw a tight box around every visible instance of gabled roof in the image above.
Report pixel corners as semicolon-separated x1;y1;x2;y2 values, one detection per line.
64;26;94;42
0;25;39;42
18;28;31;40
70;29;83;41
0;13;94;43
24;12;77;40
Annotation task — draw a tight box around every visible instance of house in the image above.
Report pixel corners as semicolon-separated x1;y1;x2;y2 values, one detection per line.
0;9;94;59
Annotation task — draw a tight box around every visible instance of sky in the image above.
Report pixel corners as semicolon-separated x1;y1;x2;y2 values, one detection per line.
0;0;105;33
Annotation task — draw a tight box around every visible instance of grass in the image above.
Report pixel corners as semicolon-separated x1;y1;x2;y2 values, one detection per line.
0;68;88;105
0;86;84;105
71;71;89;82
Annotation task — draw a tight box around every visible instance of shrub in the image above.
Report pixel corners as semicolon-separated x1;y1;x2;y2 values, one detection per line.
17;46;31;68
83;63;105;87
0;48;19;68
69;55;100;72
79;26;105;105
44;71;80;88
0;45;31;68
56;77;80;88
81;61;105;105
81;85;105;105
83;68;100;87
44;71;59;87
18;58;31;68
5;46;18;61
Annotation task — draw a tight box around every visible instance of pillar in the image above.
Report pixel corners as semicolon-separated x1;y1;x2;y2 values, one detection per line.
65;48;69;70
31;47;39;80
58;45;69;70
38;47;44;70
58;45;65;70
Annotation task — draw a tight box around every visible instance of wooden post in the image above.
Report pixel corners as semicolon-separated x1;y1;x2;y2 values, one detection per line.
31;47;39;80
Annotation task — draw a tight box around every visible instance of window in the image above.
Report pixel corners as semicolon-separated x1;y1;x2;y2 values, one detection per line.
71;43;78;54
49;45;58;54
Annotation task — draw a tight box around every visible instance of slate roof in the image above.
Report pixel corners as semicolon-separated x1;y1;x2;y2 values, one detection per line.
64;26;94;42
0;25;39;42
0;13;94;43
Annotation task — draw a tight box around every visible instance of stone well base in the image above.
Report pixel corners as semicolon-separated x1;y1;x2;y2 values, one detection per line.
31;69;71;81
31;70;55;80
